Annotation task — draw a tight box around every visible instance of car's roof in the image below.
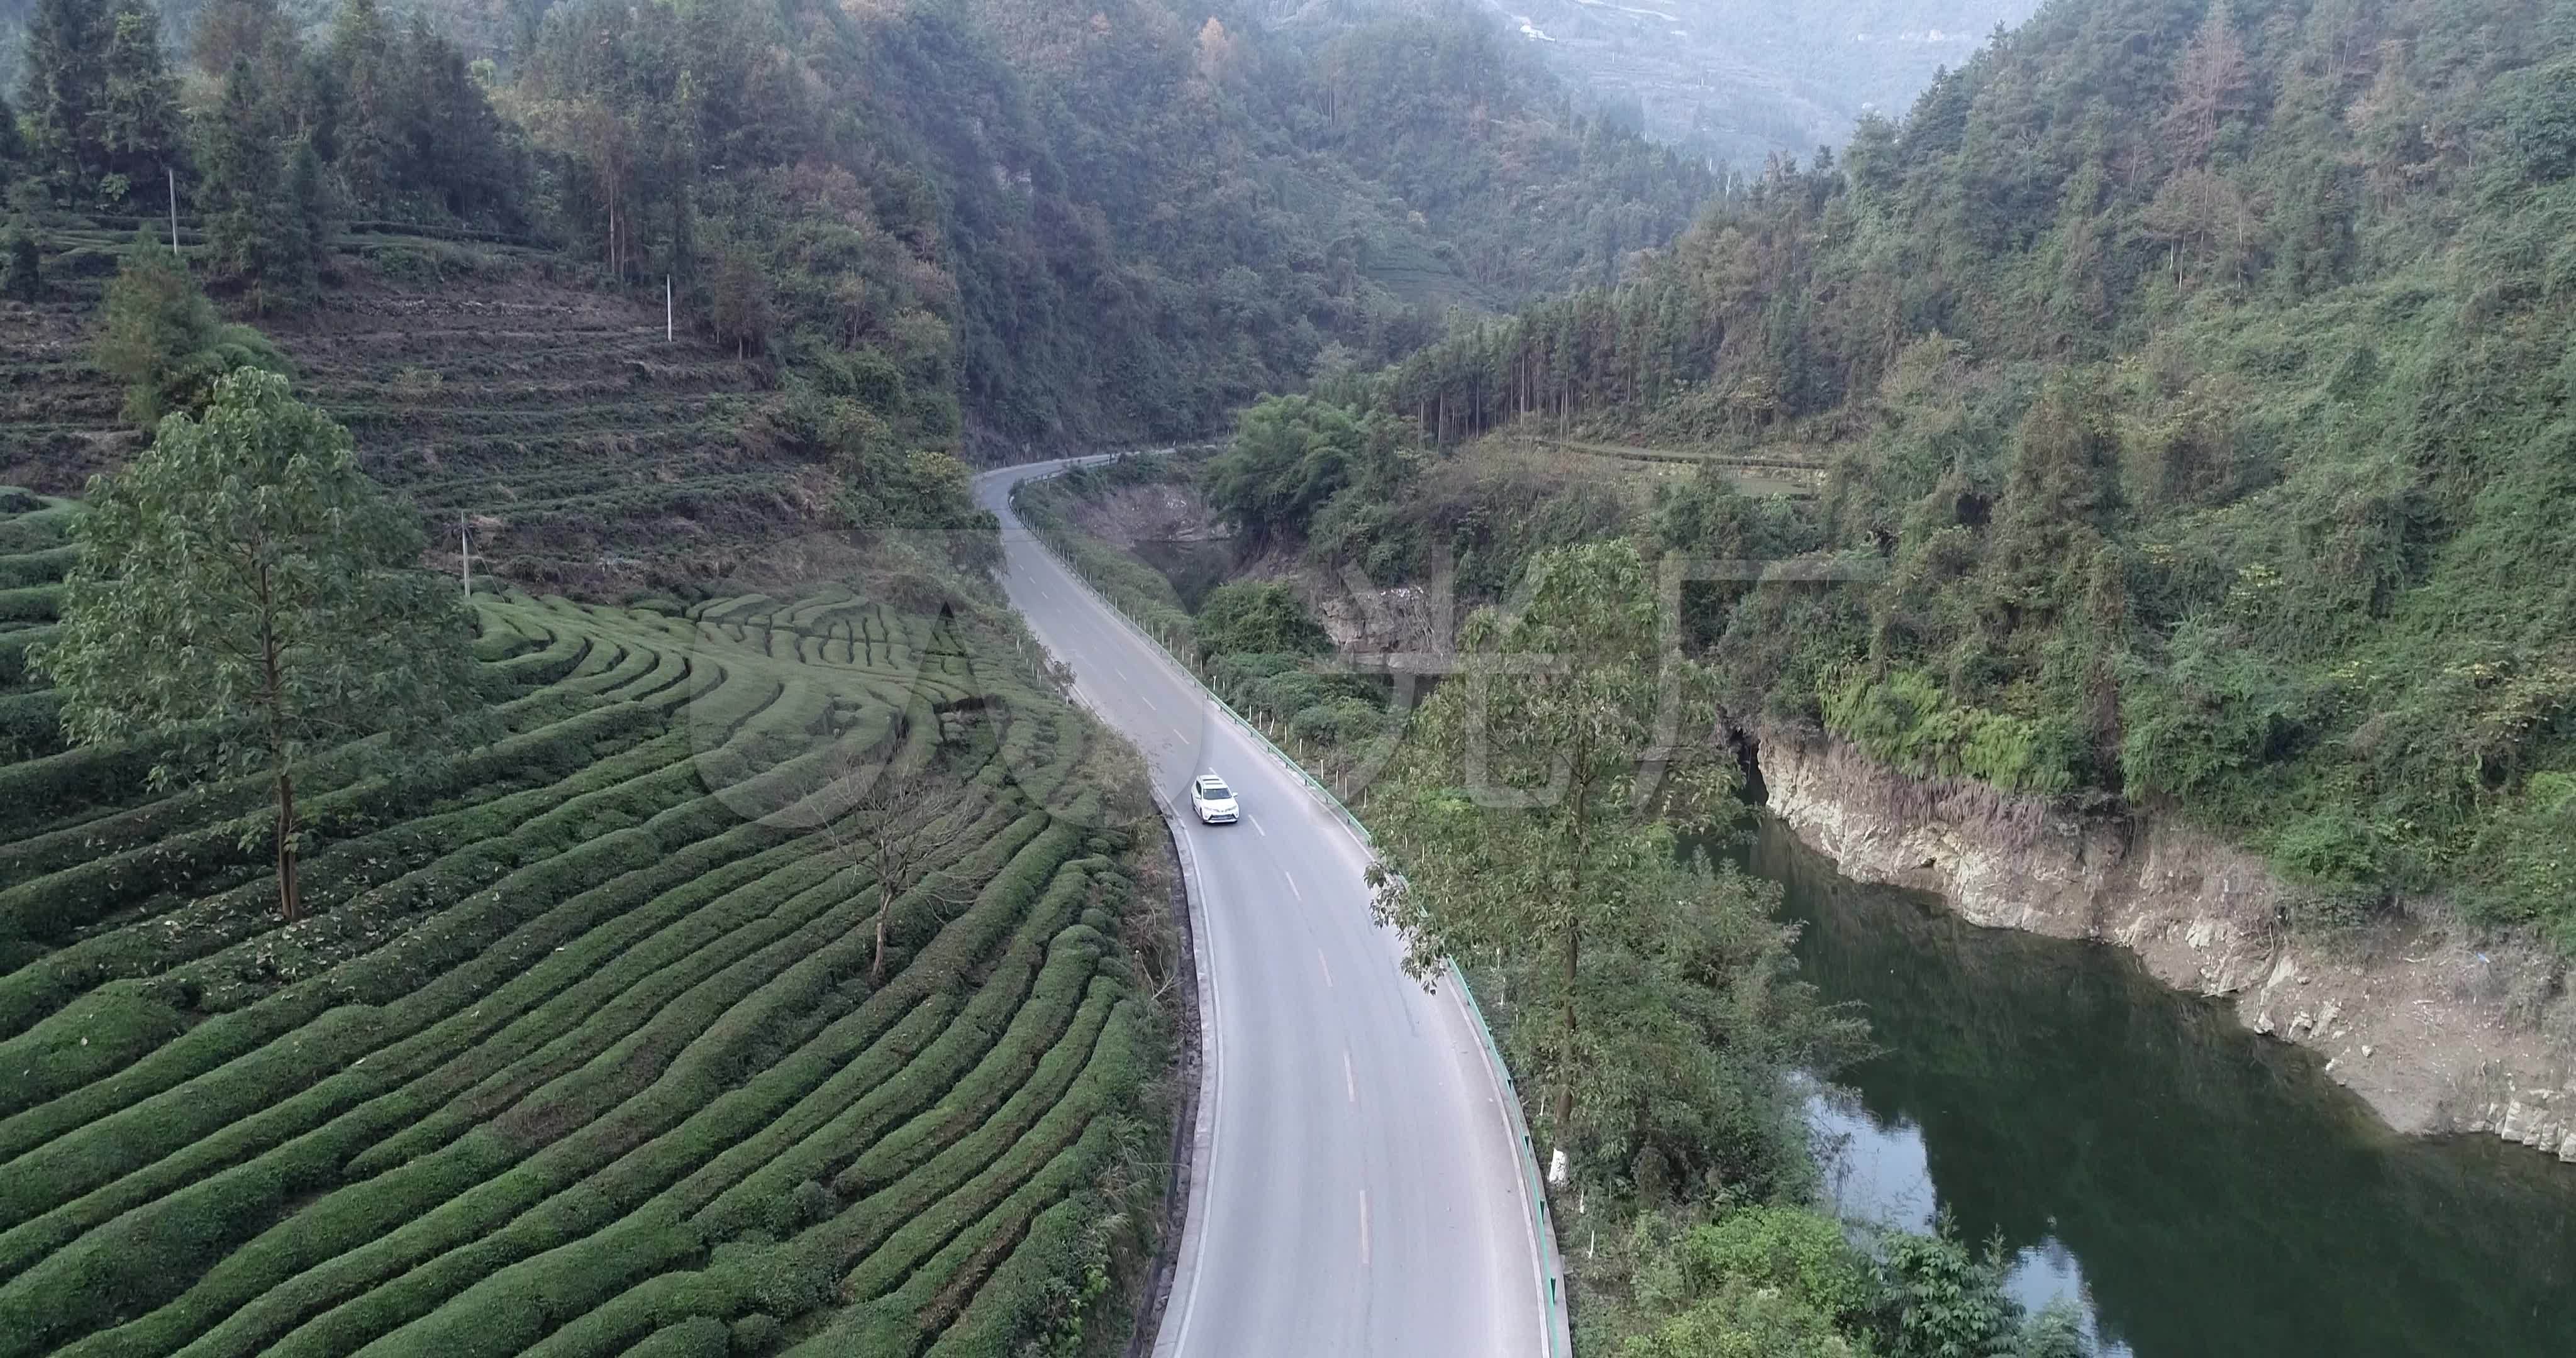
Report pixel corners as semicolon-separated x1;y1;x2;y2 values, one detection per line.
1195;774;1229;788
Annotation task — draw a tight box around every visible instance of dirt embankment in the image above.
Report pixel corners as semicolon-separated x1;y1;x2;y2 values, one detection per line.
1753;723;2576;1162
1065;482;1227;552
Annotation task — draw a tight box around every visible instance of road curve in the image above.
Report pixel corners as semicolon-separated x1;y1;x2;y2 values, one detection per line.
975;459;1557;1357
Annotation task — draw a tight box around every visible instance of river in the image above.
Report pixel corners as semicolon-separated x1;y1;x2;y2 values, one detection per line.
1746;817;2576;1357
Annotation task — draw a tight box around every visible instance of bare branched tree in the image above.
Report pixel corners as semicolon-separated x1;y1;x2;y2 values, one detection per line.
806;739;986;983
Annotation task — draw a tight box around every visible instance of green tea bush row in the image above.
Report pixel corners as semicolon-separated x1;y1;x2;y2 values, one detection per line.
87;842;843;1358
0;586;1163;1357
0;727;411;898
660;815;1059;1228
233;847;1080;1358
647;1118;1122;1358
0;722;693;1126
0;739;161;842
481;947;1038;1353
472;630;541;663
834;988;1134;1301
345;853;863;1177
0;509;73;555
302;1200;709;1358
439;983;1132;1358
859;1122;1126;1357
914;1188;1096;1358
996;710;1089;812
351;831;1085;1355
0;829;682;1245
692;595;770;623
0;585;61;625
665;995;960;1230
0;826;803;1352
618;649;696;707
0;739;801;1215
0;689;60;755
623;1317;730;1358
0;699;672;948
558;641;660;697
0;546;74;590
545;635;630;687
689;856;1087;1243
458;824;1092;1350
0;625;55;688
829;936;1111;1203
757;993;1143;1347
489;628;594;692
69;857;875;1358
0;660;664;902
0;986;192;1142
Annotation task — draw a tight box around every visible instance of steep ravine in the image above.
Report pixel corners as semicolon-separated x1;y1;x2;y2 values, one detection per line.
1752;724;2576;1163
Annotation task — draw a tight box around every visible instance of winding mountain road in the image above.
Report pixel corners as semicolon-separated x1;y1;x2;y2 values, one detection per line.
975;459;1563;1357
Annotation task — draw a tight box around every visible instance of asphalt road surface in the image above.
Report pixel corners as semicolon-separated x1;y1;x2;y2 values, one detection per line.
975;459;1558;1357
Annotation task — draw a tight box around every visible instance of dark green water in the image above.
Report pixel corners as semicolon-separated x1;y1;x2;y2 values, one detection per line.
1748;818;2576;1358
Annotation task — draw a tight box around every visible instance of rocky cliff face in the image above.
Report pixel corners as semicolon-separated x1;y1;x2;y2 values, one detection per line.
1755;724;2576;1162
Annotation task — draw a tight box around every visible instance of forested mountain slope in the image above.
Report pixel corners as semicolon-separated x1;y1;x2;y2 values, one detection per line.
1267;0;2045;167
834;0;1716;442
2;0;1718;453
1499;0;2043;162
1277;0;2576;950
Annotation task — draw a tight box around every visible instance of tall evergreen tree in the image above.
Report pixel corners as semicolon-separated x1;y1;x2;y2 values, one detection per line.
19;0;109;193
97;0;183;205
0;91;24;205
191;0;292;77
0;89;23;172
199;58;319;310
1;221;39;303
285;134;332;279
399;14;515;224
328;0;397;214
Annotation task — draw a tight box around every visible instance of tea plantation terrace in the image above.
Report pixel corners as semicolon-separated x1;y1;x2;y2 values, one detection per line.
0;484;1167;1357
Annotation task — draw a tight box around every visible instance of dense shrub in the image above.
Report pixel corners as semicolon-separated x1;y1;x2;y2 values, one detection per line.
1821;667;2077;797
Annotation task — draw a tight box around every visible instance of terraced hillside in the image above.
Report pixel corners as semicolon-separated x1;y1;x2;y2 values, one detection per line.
289;266;801;596
1516;437;1827;499
0;233;802;596
0;489;1174;1357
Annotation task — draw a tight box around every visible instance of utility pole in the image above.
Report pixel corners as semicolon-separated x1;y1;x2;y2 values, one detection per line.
666;275;674;343
167;167;179;257
460;514;472;600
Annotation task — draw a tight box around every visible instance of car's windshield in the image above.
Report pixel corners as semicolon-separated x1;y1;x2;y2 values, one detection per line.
1202;781;1230;798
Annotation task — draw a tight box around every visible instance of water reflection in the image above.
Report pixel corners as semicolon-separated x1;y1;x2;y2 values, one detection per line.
1808;1081;2133;1355
1750;818;2576;1358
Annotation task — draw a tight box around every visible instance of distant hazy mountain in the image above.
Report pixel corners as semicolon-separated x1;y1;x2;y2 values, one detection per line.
1261;0;2041;166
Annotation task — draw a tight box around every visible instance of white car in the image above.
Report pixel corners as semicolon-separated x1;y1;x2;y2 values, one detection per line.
1190;774;1240;825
